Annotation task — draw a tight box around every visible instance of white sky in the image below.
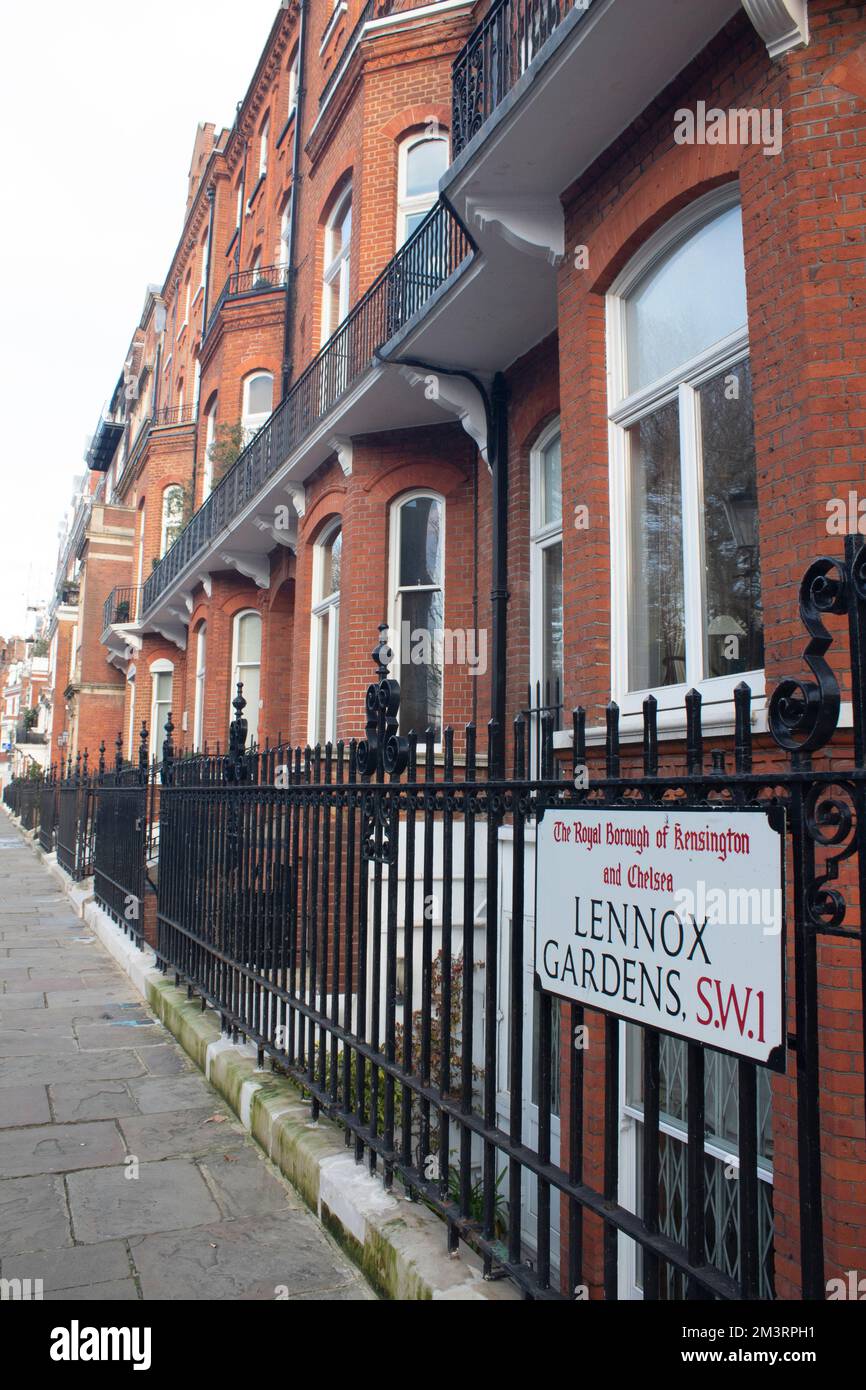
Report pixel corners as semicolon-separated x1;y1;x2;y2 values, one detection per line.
0;0;281;637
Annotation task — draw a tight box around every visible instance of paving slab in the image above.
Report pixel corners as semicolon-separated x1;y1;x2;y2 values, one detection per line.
0;1120;127;1177
0;1239;131;1291
127;1074;216;1114
49;1080;139;1123
0;1173;72;1254
130;1214;368;1301
0;1084;52;1128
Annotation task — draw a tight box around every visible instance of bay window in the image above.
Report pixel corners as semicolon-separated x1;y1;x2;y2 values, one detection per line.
607;189;763;712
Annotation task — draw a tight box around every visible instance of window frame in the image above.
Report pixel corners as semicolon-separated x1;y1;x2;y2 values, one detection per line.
202;396;217;501
229;609;262;747
307;520;342;746
241;370;273;439
258;112;270;179
149;659;174;753
387;489;446;745
605;185;764;720
193;623;207;750
529;417;563;706
321;185;352;343
160;484;185;558
396;133;449;247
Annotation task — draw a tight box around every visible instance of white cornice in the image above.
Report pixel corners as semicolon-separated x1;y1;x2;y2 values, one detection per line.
740;0;809;59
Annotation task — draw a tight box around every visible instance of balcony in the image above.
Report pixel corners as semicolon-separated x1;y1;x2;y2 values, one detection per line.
101;586;143;666
204;264;289;344
142;199;472;625
87;414;125;473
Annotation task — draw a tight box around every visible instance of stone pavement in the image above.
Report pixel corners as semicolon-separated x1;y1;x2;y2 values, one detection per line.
0;820;375;1302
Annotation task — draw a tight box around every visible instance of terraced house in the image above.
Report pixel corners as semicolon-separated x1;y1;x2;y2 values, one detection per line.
40;0;866;1301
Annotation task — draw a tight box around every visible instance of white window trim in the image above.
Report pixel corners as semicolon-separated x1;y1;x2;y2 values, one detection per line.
193;623;207;750
396;133;449;247
529;417;562;702
149;659;174;752
321;186;352;345
605;185;765;722
242;371;274;439
160;485;184;557
258;114;270;179
387;490;446;745
229;609;262;746
307;522;341;745
202;401;217;501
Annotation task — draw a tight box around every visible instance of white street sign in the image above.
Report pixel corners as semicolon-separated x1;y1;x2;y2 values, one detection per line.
535;808;785;1065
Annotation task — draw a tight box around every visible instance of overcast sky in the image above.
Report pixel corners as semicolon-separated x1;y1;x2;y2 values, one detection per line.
0;0;280;638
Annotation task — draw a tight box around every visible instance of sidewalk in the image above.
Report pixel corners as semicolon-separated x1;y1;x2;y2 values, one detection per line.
0;820;375;1302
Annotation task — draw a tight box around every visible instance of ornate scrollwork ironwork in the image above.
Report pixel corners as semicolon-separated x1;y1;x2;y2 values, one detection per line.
768;555;848;754
803;782;858;931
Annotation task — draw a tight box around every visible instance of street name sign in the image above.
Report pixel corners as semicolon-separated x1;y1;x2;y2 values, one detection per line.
535;807;785;1065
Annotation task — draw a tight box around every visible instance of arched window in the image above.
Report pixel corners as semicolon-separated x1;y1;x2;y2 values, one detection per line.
389;492;444;741
242;371;273;439
160;485;184;557
149;660;174;750
193;623;207;750
202;395;217;501
322;185;351;341
230;610;262;746
397;133;449;245
309;522;341;744
607;188;762;703
529;419;563;714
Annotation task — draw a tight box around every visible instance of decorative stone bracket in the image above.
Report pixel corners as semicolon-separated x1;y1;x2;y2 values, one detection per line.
741;0;809;59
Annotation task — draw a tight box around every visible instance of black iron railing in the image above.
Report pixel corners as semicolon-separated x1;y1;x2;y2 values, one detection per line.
55;755;97;880
152;403;197;429
2;776;43;830
149;539;866;1299
102;586;142;634
92;729;151;947
144;199;472;616
452;0;594;157
39;775;58;851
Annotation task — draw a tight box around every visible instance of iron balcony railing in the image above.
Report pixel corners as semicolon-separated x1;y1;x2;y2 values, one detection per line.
143;199;472;616
152;402;197;428
451;0;594;157
102;585;142;635
204;263;289;342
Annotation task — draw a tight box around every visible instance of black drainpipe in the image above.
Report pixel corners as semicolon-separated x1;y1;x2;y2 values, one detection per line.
282;0;309;397
371;348;509;772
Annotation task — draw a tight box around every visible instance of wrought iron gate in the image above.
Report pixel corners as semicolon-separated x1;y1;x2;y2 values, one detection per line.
154;537;866;1300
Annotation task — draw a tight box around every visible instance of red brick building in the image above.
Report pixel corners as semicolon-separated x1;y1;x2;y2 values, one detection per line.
48;0;866;1300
